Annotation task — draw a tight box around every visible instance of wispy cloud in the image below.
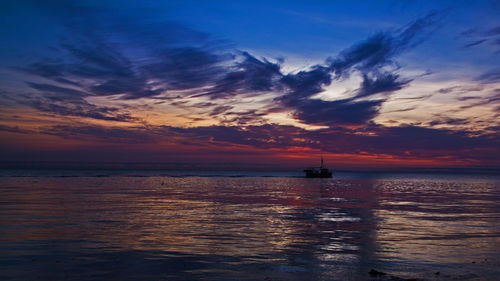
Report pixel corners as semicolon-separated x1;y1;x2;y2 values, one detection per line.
8;9;443;127
1;4;498;167
34;122;500;166
461;25;500;51
275;11;442;126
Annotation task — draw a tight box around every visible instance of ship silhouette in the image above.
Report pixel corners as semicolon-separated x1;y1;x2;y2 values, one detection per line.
304;157;332;178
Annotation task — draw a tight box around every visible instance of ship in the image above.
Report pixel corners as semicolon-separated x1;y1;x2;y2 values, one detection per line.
304;157;332;178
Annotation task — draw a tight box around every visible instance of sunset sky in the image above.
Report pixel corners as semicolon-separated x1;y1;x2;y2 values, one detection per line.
0;0;499;170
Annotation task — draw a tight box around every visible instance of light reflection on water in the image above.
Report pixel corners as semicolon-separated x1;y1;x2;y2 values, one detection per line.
0;172;499;280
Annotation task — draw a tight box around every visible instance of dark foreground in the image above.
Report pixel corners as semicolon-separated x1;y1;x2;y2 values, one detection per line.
0;170;499;280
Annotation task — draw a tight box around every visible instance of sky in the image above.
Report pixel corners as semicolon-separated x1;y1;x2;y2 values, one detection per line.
0;0;499;171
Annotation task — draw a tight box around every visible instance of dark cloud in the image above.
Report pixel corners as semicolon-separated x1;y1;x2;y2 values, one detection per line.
458;92;500;110
463;39;488;48
53;77;81;87
484;26;500;36
17;41;155;100
489;92;500;102
392;94;433;101
277;65;374;126
194;52;282;99
0;124;33;134
275;12;440;126
6;82;137;122
17;60;66;79
462;25;500;37
382;106;418;113
221;110;268;125
9;9;440;128
42;125;162;143
456;96;482;101
280;66;332;100
329;11;441;77
13;10;437;127
30;99;136;122
61;41;134;79
329;32;395;77
209;105;233;116
166;124;308;148
437;85;484;96
191;102;217;108
437;86;457;94
478;69;500;83
15;14;231;101
291;98;383;126
8;15;238;122
461;25;500;51
142;47;229;92
26;82;87;100
37;122;500;164
428;117;469;126
277;67;403;127
355;72;411;99
348;125;497;158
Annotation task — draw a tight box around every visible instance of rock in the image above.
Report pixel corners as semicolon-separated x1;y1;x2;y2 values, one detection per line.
369;269;386;276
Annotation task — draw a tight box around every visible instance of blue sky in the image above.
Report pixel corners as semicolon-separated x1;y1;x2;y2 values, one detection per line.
0;0;499;169
2;1;498;67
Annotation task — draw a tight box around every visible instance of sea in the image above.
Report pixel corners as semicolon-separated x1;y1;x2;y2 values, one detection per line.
0;169;499;281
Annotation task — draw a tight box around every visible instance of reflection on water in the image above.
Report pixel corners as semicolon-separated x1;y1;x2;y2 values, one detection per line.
0;172;499;280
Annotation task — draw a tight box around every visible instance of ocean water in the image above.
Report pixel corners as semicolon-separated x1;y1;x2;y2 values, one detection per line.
0;170;499;281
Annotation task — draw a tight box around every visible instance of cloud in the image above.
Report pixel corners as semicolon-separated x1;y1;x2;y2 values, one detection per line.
347;125;497;159
209;105;233;116
382;106;418;113
280;65;332;100
36;122;500;165
391;94;433;101
462;25;500;37
0;124;33;134
7;83;137;122
8;14;239;122
17;41;155;100
141;47;229;93
277;65;383;126
26;82;88;100
29;98;136;122
328;11;442;77
458;92;500;110
354;72;411;99
463;39;488;48
12;8;441;127
461;25;500;51
274;11;441;126
428;117;469;126
290;98;383;126
8;7;442;128
15;13;231;100
221;109;268;125
42;125;162;143
193;52;282;99
478;69;500;83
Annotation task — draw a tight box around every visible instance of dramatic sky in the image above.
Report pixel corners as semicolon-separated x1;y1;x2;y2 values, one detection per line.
1;0;499;170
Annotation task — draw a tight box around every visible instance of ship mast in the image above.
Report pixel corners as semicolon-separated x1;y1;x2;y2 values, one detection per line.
321;156;324;168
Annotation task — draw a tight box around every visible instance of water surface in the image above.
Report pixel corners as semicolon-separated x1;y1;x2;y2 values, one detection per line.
0;171;499;280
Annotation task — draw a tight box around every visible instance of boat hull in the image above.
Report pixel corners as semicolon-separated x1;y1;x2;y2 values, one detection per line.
304;169;332;178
